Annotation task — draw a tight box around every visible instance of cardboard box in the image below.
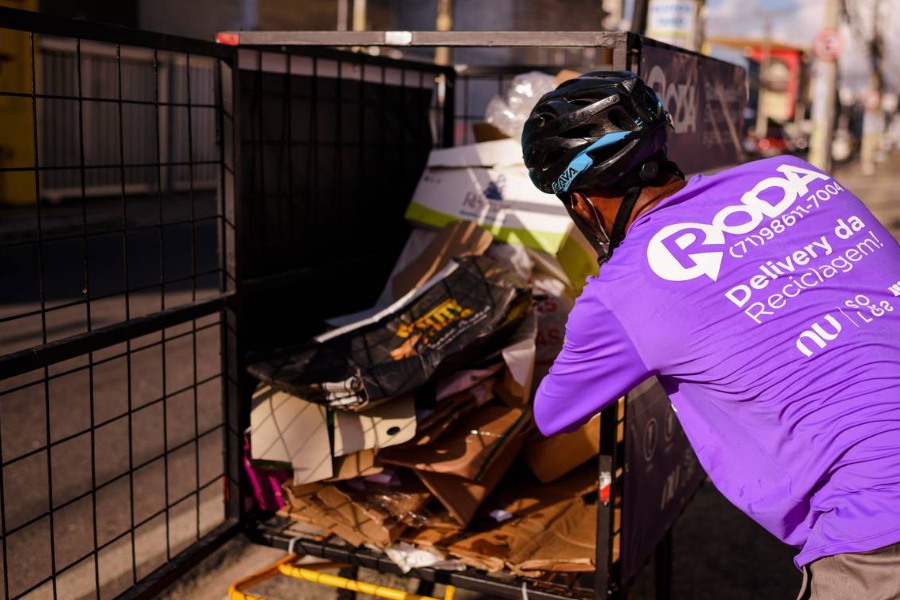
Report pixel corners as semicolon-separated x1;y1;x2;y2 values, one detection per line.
249;385;333;484
404;140;596;292
332;394;417;457
378;405;528;479
416;429;527;527
379;404;531;527
405;463;601;574
524;414;602;483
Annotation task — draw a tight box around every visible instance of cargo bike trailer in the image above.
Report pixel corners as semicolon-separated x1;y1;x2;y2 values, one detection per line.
0;7;746;600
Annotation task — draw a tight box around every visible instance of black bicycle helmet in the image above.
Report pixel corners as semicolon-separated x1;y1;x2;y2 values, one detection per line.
522;70;672;195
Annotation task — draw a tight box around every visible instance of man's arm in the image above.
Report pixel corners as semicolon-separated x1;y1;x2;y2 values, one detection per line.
534;289;650;435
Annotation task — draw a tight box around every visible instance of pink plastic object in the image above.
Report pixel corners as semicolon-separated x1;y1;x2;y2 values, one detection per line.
243;437;291;512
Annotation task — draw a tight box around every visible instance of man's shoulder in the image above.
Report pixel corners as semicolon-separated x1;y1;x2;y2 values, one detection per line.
707;155;822;179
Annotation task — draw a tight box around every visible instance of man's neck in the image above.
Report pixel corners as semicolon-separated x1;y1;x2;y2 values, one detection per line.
586;173;688;234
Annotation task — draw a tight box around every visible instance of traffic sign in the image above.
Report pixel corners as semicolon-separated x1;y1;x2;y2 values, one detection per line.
813;28;842;61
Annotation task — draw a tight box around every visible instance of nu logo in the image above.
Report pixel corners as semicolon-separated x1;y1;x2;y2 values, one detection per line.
795;314;842;358
889;280;900;297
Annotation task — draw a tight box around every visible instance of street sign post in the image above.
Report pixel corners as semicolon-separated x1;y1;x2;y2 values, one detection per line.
813;28;842;62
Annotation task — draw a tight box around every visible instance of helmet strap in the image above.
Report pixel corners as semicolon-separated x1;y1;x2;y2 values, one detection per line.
608;185;641;254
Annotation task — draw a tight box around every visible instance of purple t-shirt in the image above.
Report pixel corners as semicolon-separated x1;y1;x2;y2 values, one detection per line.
535;156;900;567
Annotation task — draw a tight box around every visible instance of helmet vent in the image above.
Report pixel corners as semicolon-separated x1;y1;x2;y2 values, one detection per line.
606;107;633;131
566;124;604;140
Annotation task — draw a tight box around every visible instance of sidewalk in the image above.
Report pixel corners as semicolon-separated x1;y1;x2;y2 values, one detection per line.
833;152;900;240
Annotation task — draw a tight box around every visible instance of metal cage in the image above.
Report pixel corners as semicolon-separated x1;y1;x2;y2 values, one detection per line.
0;10;746;600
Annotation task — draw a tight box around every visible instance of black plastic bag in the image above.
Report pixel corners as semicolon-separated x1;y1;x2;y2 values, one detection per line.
248;256;532;410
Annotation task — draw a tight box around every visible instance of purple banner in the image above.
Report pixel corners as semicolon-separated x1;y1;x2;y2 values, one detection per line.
639;42;747;174
622;377;705;580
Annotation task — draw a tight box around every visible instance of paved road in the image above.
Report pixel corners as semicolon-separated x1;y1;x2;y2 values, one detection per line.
834;154;900;240
1;193;227;599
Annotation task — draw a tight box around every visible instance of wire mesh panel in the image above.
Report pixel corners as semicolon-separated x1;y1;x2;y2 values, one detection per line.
234;46;453;352
36;39;219;202
0;9;239;600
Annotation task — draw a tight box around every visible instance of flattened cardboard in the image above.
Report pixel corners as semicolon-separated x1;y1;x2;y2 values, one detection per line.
413;390;480;447
508;499;597;574
283;479;431;548
415;428;527;527
282;482;368;547
337;479;433;529
315;486;407;547
390;221;493;300
524;413;602;483
327;448;383;482
249;385;333;484
333;395;417;457
377;405;528;479
495;311;537;408
403;463;600;573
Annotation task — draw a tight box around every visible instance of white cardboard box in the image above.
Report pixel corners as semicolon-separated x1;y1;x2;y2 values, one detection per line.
405;140;596;292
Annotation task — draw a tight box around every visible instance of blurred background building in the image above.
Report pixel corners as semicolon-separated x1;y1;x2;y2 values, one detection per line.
2;0;899;206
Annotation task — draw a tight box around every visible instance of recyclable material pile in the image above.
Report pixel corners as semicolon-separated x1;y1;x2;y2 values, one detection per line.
244;71;609;577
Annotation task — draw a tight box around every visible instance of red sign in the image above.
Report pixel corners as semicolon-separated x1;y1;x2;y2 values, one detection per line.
814;28;843;61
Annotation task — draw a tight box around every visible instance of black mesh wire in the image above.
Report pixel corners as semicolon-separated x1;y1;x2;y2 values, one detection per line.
0;15;236;600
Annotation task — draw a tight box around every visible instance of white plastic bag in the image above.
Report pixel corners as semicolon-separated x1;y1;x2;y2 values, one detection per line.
484;71;557;140
384;542;466;574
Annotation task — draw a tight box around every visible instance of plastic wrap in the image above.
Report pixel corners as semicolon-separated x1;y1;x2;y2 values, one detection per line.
384;542;466;574
484;71;557;140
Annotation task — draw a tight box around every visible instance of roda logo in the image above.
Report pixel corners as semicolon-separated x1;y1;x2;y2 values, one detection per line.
646;164;830;282
646;65;697;134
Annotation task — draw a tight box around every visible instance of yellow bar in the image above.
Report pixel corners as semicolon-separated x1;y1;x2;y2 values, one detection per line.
444;584;456;600
279;565;444;600
228;553;299;600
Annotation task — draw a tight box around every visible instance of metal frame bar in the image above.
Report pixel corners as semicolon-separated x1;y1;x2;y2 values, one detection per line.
0;296;231;380
219;30;628;49
248;525;595;600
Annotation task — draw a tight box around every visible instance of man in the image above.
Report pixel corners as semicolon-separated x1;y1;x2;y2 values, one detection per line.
522;71;900;599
